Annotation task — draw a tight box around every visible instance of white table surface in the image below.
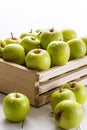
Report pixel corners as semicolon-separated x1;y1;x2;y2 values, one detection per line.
0;92;87;130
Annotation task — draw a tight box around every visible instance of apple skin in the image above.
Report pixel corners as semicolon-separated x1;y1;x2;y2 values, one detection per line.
35;28;45;40
20;31;37;39
0;40;6;57
81;36;87;54
3;92;30;122
25;48;51;71
40;28;63;49
5;33;20;44
67;39;86;60
47;41;70;66
20;36;40;55
54;100;84;129
61;28;77;42
50;88;76;112
3;44;25;65
62;82;87;104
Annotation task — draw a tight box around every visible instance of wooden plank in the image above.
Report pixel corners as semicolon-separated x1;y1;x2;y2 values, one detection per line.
0;58;38;106
37;55;87;82
38;66;87;94
36;77;87;107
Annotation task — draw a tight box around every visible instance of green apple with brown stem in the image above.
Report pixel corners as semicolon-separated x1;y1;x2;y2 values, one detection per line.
50;88;76;112
3;92;30;122
25;48;51;71
20;29;37;39
5;32;20;44
62;82;87;104
40;28;63;49
54;100;84;129
20;35;40;55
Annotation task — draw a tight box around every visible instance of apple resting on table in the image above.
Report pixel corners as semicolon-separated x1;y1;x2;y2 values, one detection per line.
3;92;30;122
50;88;76;112
62;82;87;104
54;100;84;129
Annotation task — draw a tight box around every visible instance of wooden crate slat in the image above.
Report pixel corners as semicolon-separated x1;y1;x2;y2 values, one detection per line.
37;56;87;82
36;76;87;107
0;59;38;106
38;66;87;94
0;56;87;107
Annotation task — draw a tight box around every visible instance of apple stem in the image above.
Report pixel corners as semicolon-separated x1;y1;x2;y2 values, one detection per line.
31;37;36;41
49;27;54;32
29;29;33;33
15;92;19;98
59;87;62;92
69;82;79;91
37;31;42;37
11;32;14;39
34;49;41;54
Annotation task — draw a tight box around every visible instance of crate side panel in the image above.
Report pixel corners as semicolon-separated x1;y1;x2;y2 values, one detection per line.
38;66;87;94
36;76;87;107
38;56;87;82
0;59;38;105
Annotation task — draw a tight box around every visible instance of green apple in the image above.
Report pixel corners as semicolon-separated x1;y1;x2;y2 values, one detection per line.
0;40;6;57
54;100;84;129
81;36;87;54
3;92;30;122
20;29;37;39
5;32;20;44
67;38;86;60
50;88;76;112
35;28;45;40
47;41;70;66
25;48;51;71
3;44;25;65
40;28;63;49
62;82;87;104
20;36;40;55
61;28;77;42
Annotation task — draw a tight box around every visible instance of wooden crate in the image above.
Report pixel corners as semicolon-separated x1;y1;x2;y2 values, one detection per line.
0;56;87;107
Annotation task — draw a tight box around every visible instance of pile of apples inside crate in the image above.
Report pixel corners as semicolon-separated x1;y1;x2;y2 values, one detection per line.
0;27;87;70
0;27;87;129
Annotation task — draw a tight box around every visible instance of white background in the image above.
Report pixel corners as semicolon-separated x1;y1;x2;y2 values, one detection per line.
0;0;87;39
0;1;87;129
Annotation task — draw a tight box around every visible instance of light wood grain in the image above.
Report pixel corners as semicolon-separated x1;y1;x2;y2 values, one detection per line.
37;56;87;83
0;55;87;107
0;58;38;106
38;66;87;94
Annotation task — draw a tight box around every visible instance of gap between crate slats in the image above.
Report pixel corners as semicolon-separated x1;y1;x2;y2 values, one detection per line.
37;65;87;94
37;55;87;83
